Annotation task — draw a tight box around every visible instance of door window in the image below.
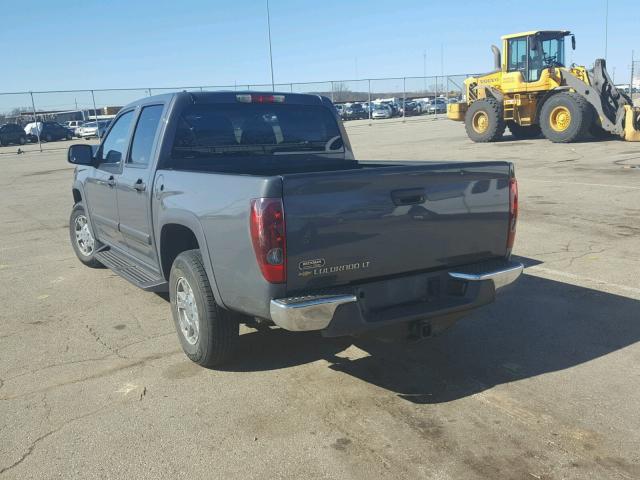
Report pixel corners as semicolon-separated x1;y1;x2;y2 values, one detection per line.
507;37;527;79
129;105;164;166
98;111;134;165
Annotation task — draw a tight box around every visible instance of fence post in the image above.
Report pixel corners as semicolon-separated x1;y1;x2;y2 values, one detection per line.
330;81;334;103
402;77;406;122
91;90;102;141
29;92;42;152
368;79;372;124
147;88;152;96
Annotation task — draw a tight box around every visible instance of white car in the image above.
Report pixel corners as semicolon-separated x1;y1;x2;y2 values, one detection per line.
78;120;110;139
65;121;85;137
371;105;392;119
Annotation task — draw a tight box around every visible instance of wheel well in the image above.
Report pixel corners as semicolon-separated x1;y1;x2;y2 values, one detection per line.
160;224;200;280
72;188;82;204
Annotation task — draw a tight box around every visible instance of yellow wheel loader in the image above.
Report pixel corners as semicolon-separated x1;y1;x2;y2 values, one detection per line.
447;30;640;143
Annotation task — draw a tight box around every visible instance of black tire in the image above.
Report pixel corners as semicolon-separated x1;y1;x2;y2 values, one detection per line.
507;121;542;139
464;98;506;142
540;92;592;143
587;108;614;139
69;204;103;268
18;136;26;145
44;133;52;142
169;250;239;367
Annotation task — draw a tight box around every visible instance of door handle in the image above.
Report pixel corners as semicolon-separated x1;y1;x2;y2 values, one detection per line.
107;176;116;188
133;179;146;192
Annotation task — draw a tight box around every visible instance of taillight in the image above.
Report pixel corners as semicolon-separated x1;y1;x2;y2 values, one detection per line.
250;198;286;283
236;94;285;104
507;177;518;251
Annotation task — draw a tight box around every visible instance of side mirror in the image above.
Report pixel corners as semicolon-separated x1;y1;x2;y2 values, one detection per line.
68;144;94;165
571;35;576;50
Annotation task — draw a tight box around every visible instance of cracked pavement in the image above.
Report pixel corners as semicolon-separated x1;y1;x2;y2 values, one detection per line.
1;119;639;479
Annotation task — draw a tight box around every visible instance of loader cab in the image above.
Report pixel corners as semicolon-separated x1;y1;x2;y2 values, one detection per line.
502;30;572;83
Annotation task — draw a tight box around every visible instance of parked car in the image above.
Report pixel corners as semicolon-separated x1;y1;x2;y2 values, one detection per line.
343;103;367;120
427;98;448;114
78;120;110;139
25;122;73;142
400;101;419;116
0;123;27;146
65;120;85;137
372;104;393;119
334;104;345;118
67;91;522;367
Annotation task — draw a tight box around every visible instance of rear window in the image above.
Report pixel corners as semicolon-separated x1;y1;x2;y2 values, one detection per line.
172;103;343;159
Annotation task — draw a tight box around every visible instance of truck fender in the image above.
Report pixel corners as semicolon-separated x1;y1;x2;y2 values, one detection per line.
71;180;100;241
156;209;226;309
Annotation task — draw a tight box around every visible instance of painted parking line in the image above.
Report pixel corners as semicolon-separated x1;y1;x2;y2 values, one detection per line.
526;265;640;299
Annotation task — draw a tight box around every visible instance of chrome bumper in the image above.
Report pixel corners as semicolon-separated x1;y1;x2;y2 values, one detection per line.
270;294;357;331
448;260;523;290
270;260;523;332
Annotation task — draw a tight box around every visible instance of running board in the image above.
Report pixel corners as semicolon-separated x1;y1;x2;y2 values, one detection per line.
95;249;168;292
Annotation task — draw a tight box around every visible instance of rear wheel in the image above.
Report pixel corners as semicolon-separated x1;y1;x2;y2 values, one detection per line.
507;121;541;139
169;250;239;367
18;136;26;145
464;98;505;142
540;92;592;143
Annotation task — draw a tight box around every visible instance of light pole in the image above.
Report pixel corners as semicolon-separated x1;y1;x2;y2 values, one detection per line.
266;0;275;90
604;0;609;61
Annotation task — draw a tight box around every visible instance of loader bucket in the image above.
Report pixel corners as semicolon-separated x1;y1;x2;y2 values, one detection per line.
623;106;640;142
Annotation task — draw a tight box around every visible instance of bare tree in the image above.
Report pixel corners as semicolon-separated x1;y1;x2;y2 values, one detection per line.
332;82;352;103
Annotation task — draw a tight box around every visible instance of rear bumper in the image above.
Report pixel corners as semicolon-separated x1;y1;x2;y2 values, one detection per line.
269;259;523;335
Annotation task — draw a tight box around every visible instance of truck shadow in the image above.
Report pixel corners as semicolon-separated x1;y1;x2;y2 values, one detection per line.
223;266;640;404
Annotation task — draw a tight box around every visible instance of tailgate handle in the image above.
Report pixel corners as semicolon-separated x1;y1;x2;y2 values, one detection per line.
391;188;425;206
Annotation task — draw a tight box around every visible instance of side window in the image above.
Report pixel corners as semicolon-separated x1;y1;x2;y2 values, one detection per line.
507;38;527;77
98;111;134;165
129;105;164;167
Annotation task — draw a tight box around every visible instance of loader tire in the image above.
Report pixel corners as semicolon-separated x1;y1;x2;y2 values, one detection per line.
507;121;541;139
464;99;505;142
540;92;592;143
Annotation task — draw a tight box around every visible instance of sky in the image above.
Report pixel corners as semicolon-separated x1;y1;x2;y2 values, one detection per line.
0;0;638;93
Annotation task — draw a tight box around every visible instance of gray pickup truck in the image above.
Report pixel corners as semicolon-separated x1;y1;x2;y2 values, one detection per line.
67;91;522;367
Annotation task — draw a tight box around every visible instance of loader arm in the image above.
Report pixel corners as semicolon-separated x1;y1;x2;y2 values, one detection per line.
561;59;639;140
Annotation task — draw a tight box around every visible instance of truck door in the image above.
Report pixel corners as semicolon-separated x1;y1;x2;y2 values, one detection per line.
116;104;164;270
83;110;135;248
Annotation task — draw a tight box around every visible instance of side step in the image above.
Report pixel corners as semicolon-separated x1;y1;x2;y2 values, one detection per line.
95;249;168;292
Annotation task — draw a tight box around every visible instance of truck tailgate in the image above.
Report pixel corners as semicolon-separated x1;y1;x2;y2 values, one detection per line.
282;162;512;292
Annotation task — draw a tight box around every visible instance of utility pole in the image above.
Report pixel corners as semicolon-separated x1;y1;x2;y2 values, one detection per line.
604;0;609;61
631;50;635;98
266;0;275;90
423;50;427;91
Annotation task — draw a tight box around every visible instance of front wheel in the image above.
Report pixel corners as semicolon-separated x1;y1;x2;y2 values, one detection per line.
540;92;592;143
169;250;239;367
69;204;103;268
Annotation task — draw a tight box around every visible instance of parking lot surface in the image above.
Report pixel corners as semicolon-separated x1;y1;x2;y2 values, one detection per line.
1;118;639;479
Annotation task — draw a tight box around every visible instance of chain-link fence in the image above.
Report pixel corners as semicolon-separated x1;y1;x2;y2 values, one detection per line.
0;74;475;153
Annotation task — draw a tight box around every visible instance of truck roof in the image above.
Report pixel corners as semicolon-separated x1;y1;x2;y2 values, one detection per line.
122;91;330;110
